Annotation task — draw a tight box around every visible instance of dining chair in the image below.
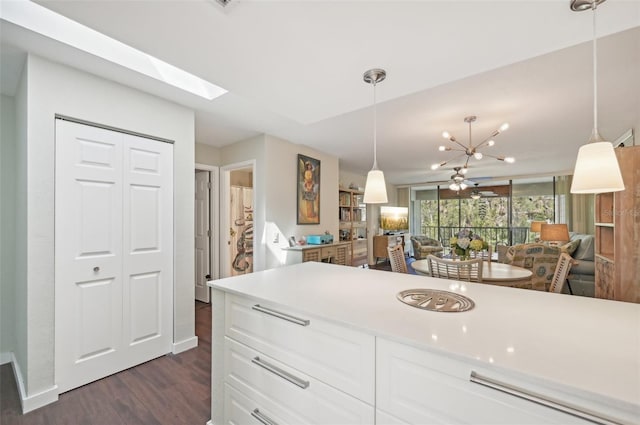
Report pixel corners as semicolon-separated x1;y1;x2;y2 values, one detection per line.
426;255;483;282
549;252;574;294
387;245;408;273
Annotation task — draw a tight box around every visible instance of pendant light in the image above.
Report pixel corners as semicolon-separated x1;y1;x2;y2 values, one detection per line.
362;68;388;204
570;0;624;194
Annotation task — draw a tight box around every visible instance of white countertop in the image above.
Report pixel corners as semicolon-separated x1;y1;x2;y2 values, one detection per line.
209;262;640;408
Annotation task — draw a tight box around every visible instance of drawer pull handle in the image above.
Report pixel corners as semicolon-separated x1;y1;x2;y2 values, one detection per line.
251;408;279;425
252;356;310;389
252;304;310;326
470;371;622;425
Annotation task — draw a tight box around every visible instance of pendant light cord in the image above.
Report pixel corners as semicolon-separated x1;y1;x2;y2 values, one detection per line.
592;1;597;132
591;0;601;141
372;81;378;170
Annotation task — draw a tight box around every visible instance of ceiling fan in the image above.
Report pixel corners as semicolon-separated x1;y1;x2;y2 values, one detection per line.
424;167;493;192
470;183;499;199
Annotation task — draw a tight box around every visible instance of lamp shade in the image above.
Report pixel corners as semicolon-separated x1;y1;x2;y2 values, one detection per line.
529;221;544;233
571;142;624;194
363;169;388;204
540;224;570;243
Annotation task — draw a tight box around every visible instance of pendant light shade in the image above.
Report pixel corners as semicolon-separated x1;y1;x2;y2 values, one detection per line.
362;68;388;204
363;169;387;203
571;141;623;193
570;0;624;194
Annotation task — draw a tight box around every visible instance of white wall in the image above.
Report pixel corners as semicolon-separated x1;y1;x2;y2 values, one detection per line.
16;54;195;405
264;135;339;270
195;142;221;166
1;95;17;358
14;68;28;390
219;135;340;271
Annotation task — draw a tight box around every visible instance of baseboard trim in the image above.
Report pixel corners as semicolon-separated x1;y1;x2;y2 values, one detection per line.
2;352;58;413
206;420;214;425
172;335;198;354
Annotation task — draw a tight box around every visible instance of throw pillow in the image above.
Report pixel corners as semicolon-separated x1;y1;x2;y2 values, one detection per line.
560;239;581;256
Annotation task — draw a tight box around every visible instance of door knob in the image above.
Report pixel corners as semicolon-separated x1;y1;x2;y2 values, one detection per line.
93;266;100;272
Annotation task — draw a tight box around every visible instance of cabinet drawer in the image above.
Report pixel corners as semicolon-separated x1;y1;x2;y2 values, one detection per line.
376;409;409;425
377;339;590;424
321;246;337;259
225;337;374;424
225;382;304;425
225;295;375;403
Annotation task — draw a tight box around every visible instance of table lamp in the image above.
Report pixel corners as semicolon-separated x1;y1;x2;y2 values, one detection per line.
540;224;570;247
529;221;545;242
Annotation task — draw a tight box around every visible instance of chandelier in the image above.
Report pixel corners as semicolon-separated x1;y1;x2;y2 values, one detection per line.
431;115;514;172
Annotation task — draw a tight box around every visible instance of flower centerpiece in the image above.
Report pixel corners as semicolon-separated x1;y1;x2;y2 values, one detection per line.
450;229;488;260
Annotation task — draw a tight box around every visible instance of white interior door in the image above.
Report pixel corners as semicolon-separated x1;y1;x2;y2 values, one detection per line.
55;119;173;393
194;170;210;302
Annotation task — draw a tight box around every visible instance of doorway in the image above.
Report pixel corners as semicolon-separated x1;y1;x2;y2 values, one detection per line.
194;164;218;303
221;161;256;278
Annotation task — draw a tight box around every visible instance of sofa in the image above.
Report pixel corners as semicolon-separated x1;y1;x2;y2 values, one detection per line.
410;236;443;260
566;232;595;297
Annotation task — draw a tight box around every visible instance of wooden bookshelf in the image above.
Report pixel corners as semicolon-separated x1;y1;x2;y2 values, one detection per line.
338;188;368;267
594;146;640;303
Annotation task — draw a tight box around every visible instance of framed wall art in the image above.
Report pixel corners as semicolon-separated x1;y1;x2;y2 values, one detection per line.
297;154;320;224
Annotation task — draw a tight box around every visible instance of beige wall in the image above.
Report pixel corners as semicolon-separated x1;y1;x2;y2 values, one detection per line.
195;142;221;166
230;170;253;187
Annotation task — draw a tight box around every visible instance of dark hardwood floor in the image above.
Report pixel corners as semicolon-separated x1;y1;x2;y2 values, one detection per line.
1;301;212;425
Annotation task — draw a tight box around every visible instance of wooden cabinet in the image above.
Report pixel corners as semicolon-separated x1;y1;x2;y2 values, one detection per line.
339;189;368;267
594;146;640;302
284;242;351;266
373;234;407;262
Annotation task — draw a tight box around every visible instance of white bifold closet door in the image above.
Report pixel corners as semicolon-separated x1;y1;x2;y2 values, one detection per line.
55;119;173;393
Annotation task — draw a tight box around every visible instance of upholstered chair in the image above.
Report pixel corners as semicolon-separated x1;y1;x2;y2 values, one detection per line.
505;243;561;291
410;236;443;260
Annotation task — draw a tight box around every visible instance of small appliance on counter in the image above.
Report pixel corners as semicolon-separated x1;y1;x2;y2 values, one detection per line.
306;234;334;245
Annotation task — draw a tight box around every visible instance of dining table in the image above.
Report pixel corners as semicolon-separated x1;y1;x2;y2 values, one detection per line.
411;259;533;287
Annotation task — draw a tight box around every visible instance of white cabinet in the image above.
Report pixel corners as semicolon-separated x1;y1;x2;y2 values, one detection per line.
216;293;375;424
210;271;637;425
376;338;608;424
225;337;374;424
225;294;375;404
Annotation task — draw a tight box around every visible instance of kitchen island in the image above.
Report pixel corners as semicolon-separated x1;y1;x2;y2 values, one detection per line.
208;261;639;425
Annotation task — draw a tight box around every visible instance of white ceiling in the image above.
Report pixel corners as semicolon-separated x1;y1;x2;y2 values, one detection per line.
1;0;639;186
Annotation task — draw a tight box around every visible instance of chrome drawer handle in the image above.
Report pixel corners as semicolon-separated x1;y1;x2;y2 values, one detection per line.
251;356;310;389
252;304;310;327
470;371;623;425
251;408;279;425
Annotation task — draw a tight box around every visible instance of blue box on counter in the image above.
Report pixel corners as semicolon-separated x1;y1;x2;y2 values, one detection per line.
306;234;334;245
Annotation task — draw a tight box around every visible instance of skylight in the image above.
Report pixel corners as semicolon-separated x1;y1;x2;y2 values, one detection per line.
1;0;227;100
